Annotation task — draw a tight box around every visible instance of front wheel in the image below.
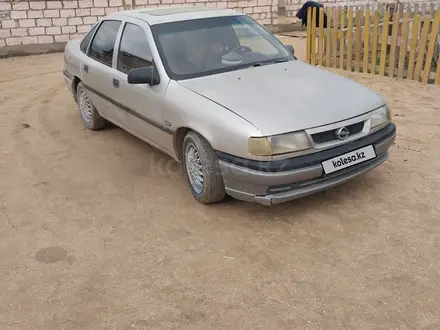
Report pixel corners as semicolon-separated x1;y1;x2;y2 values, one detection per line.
182;131;225;204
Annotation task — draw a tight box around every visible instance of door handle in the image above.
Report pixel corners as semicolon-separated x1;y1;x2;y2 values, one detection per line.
112;78;119;88
83;64;89;73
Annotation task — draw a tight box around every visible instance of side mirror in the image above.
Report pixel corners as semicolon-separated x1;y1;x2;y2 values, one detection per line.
127;66;160;85
285;44;295;55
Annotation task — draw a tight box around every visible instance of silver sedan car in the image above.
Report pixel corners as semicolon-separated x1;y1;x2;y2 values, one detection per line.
63;6;396;206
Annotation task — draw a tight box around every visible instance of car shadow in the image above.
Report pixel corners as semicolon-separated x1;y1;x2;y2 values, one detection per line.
92;123;385;221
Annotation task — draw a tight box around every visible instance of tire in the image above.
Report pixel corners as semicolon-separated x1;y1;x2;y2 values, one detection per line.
182;131;226;204
76;81;106;130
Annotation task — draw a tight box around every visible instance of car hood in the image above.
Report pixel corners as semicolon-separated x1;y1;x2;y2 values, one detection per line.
178;60;385;136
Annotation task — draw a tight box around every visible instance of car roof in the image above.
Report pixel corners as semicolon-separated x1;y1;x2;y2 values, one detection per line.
106;6;243;25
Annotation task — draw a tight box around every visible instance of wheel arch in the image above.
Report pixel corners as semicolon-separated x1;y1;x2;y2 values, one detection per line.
173;126;214;163
72;76;81;102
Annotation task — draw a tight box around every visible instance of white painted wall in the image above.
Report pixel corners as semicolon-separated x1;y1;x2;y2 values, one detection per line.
1;0;439;47
0;0;277;47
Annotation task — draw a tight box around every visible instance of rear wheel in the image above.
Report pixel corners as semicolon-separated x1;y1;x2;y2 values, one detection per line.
76;82;106;130
182;131;225;204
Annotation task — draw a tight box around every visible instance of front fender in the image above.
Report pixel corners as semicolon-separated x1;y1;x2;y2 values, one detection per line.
164;80;263;160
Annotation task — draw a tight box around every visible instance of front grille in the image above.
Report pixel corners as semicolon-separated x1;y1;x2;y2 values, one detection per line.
311;121;364;144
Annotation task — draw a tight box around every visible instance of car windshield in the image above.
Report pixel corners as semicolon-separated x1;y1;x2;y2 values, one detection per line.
151;15;294;80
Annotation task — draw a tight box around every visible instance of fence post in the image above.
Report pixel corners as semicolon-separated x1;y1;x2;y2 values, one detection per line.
371;10;379;74
414;15;431;81
332;7;339;69
339;8;346;70
387;4;396;53
379;11;390;76
388;12;400;78
318;7;325;66
325;7;332;67
347;7;354;71
306;7;312;64
422;12;440;83
355;9;362;72
407;14;420;79
397;13;410;79
311;7;317;65
363;10;371;73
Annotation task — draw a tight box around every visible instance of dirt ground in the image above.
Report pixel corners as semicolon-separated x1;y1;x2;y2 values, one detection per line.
0;44;440;330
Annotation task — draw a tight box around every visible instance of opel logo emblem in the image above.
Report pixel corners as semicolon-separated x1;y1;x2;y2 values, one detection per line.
335;127;349;140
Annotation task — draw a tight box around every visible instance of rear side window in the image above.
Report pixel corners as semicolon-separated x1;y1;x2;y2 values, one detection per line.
89;20;121;66
117;23;153;74
80;23;98;54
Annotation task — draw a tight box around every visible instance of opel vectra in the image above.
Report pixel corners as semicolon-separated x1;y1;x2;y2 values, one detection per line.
63;6;396;205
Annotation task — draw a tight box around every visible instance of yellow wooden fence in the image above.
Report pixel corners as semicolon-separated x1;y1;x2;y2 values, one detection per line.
306;6;440;84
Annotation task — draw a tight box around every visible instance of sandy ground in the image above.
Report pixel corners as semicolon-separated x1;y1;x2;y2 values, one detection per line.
0;41;440;330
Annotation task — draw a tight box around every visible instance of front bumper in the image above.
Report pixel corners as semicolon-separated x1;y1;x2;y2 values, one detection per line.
217;123;396;206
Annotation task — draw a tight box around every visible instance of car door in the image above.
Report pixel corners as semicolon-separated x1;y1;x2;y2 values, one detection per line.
81;19;124;125
110;19;174;154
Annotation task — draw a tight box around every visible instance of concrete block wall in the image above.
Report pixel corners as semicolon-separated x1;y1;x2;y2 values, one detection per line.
0;0;277;47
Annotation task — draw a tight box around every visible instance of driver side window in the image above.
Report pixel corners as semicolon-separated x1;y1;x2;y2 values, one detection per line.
117;23;153;74
232;23;278;56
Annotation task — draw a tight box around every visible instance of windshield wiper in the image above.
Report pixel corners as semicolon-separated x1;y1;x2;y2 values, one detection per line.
252;59;289;67
229;58;289;72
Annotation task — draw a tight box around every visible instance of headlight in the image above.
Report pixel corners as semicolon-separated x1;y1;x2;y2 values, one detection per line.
371;105;391;129
248;131;312;156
